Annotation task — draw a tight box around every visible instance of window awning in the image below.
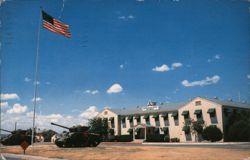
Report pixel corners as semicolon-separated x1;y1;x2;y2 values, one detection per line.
127;116;133;120
161;127;169;132
171;112;178;117
182;110;189;116
127;128;133;133
134;115;140;119
207;108;216;114
182;126;190;133
109;117;114;121
194;109;202;115
144;114;149;119
161;113;168;117
153;114;159;118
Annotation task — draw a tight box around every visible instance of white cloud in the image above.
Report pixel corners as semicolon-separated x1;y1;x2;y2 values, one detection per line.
128;15;134;19
107;83;123;94
84;90;99;95
45;82;51;85
152;64;170;72
33;81;40;85
24;77;31;82
2;105;100;132
79;106;99;119
247;75;250;79
118;15;135;20
214;54;220;59
0;0;6;6
0;102;8;108
119;16;126;20
182;75;220;87
120;64;124;69
7;103;27;114
136;0;144;2
32;97;42;102
171;62;183;70
1;93;19;100
208;54;220;63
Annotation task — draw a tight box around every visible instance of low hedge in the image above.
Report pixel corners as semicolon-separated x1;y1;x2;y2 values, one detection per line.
146;135;169;142
170;137;180;142
115;135;133;142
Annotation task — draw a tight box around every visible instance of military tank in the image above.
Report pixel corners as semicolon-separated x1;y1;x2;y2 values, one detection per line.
51;122;102;148
0;128;33;146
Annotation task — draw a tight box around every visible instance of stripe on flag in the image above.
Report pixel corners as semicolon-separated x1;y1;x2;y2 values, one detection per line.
42;10;71;38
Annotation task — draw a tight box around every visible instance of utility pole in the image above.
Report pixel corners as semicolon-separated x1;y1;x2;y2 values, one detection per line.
15;122;17;131
238;92;241;102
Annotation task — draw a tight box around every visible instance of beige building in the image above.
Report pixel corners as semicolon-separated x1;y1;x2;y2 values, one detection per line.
97;97;250;142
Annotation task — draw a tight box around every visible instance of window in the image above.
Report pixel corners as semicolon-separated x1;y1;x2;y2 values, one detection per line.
111;119;115;128
194;110;203;122
163;116;169;126
130;119;134;127
195;101;201;106
121;118;126;128
153;114;160;126
146;118;150;125
134;115;141;125
172;112;179;126
207;108;218;124
104;111;108;115
155;117;160;127
182;111;191;125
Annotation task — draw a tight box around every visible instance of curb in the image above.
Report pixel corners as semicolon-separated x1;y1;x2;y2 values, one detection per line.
1;153;67;160
142;142;250;146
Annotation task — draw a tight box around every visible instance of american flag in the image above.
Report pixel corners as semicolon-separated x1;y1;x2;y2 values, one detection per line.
42;10;71;38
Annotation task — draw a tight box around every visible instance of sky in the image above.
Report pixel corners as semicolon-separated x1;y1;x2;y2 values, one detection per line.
0;0;250;131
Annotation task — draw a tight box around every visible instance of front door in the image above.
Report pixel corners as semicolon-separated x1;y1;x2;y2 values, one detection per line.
135;128;145;139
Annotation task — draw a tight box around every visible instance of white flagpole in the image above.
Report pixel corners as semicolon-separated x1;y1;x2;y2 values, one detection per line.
31;8;42;146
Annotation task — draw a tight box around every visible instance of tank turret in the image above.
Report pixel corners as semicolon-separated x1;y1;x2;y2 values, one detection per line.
50;123;101;148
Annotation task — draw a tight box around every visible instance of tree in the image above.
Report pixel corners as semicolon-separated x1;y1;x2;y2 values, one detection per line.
224;110;250;142
228;120;250;142
202;125;223;142
190;120;205;142
88;117;109;140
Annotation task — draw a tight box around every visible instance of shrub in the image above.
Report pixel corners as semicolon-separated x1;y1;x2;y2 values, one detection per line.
228;120;250;142
202;125;223;142
164;135;170;142
146;135;166;142
115;135;133;142
170;137;180;142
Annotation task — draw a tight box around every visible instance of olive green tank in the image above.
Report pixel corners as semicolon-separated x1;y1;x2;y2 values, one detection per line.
0;128;33;146
51;122;102;148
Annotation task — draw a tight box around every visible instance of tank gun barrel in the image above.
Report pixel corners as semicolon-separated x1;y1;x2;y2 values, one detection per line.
0;129;12;133
51;122;70;130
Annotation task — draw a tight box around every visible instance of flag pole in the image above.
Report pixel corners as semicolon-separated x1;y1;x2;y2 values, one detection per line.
31;7;42;146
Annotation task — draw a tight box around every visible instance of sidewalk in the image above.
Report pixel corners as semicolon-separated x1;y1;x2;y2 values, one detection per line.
1;153;66;160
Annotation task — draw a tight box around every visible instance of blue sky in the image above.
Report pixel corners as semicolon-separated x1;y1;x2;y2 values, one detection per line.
0;0;250;129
